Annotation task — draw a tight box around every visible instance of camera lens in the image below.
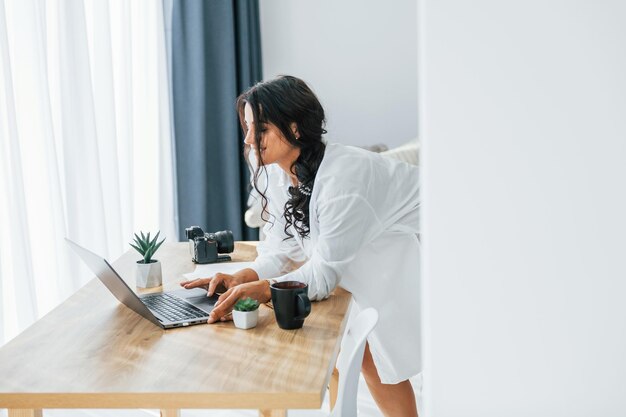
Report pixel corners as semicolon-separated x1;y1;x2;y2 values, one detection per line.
207;230;234;254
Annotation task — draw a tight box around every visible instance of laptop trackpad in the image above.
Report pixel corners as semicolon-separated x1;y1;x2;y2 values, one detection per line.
168;288;219;312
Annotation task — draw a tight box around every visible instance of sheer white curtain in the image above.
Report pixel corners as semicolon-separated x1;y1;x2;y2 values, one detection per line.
0;0;177;346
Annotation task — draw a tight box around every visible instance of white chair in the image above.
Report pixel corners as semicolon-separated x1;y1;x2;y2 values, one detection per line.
330;307;379;417
286;308;379;417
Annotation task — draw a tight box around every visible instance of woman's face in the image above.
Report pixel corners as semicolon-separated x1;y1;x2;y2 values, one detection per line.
244;102;298;167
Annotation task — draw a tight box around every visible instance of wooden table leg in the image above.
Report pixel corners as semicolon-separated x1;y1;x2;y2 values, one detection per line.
259;410;286;417
160;409;180;417
329;366;339;410
8;410;42;417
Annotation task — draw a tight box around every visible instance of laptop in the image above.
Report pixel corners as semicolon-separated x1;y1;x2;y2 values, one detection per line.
66;238;217;329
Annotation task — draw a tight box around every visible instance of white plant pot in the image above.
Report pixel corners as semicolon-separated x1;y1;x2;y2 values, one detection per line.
233;309;259;329
136;260;162;288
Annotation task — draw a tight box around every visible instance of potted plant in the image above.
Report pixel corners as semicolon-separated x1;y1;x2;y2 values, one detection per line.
130;231;165;288
233;297;260;329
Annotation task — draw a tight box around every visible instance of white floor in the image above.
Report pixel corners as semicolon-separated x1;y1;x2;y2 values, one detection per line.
0;374;422;417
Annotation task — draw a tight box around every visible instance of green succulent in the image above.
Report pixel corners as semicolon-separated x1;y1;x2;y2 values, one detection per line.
130;231;165;264
234;297;260;312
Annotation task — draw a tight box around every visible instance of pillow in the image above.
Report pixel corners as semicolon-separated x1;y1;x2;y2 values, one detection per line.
381;139;419;166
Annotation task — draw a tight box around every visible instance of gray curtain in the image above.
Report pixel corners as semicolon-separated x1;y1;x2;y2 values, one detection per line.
171;0;262;241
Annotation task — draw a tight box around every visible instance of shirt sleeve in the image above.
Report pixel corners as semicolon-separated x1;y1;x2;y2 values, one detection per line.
249;205;307;279
278;193;383;300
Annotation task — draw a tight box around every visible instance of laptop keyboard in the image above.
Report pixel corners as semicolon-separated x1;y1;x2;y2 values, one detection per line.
142;293;208;322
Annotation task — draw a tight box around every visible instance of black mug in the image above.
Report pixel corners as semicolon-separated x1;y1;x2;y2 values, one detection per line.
270;281;311;329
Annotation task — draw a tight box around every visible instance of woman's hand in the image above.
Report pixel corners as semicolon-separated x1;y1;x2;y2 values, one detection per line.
208;280;272;323
179;268;259;296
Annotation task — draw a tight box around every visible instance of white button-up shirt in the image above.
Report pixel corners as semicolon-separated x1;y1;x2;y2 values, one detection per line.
250;143;420;384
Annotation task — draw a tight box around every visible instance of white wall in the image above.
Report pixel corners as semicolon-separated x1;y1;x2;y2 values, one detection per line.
259;0;417;149
420;1;626;416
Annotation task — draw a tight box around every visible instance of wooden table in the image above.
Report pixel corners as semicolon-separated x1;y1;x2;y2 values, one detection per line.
0;242;351;417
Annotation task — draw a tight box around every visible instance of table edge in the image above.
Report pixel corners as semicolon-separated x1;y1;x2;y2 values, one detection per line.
0;392;321;409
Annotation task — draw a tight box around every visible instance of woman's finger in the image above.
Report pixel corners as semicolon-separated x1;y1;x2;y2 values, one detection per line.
207;273;226;297
220;311;233;322
214;288;231;307
181;277;210;289
208;288;240;323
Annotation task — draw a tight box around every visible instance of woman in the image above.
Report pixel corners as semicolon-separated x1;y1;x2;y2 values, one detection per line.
181;75;420;417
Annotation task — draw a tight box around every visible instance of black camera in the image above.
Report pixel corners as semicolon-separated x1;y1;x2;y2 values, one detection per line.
185;226;234;264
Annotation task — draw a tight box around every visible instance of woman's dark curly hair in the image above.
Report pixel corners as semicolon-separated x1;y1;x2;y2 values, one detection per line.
237;75;327;240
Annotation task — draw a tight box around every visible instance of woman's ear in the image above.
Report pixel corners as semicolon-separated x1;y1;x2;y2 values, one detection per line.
290;122;300;139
